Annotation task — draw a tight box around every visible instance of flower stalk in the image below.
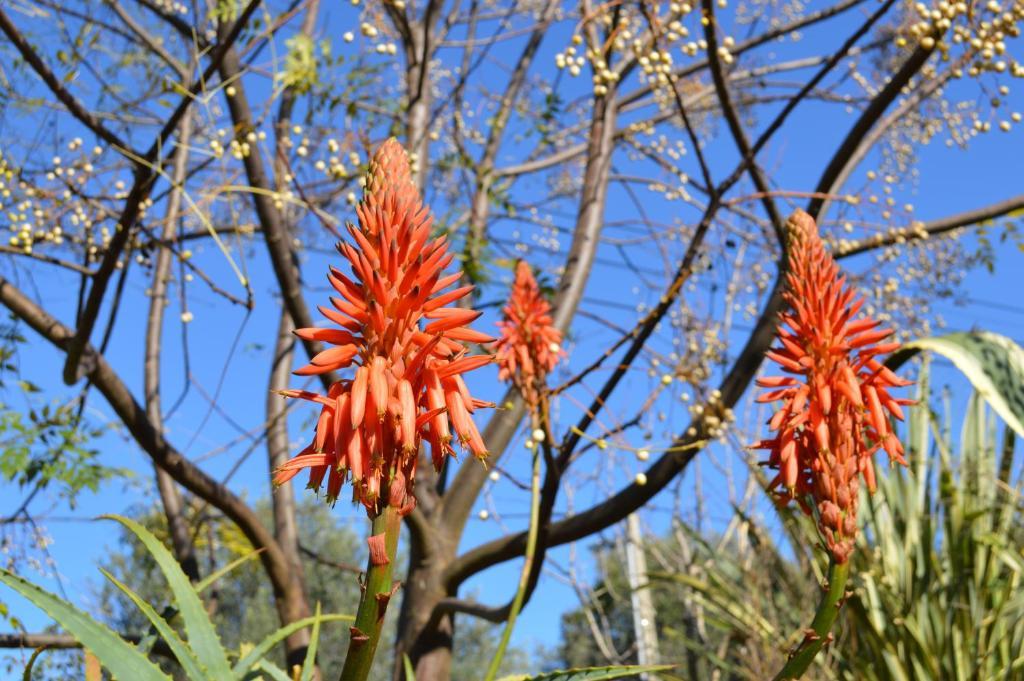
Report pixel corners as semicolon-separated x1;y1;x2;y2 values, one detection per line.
771;558;850;680
756;209;912;679
484;262;564;679
270;138;494;680
483;414;544;681
339;505;402;681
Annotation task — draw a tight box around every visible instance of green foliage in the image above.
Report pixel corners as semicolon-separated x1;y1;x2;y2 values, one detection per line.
0;399;115;507
536;92;564;149
0;321;119;507
0;514;350;680
0;567;171;681
559;336;1024;680
211;0;242;23
837;360;1024;680
568;525;816;679
97;499;371;678
889;330;1024;437
106;514;234;678
92;499;529;680
280;34;319;94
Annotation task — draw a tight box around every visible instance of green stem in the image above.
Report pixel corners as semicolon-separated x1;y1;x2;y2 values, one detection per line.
339;505;401;681
483;444;542;681
772;558;850;681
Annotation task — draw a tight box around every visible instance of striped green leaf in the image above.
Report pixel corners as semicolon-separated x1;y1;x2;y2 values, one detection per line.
888;331;1024;437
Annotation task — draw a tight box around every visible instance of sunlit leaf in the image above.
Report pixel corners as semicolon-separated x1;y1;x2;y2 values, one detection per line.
0;568;170;681
888;331;1024;437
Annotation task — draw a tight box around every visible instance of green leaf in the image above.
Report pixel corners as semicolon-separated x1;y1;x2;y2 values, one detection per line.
102;515;233;679
496;665;675;681
233;613;353;678
251;659;293;681
299;602;321;681
194;547;264;594
403;654;417;681
0;568;170;681
888;331;1024;438
98;568;206;680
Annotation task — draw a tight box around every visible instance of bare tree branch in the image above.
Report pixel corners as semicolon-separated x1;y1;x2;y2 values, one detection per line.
144;102;199;583
835;194;1024;258
0;275;309;644
61;0;263;386
0;7;135;152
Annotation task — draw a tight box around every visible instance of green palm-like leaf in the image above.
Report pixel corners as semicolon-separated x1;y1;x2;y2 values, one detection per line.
496;665;674;681
102;514;233;679
0;567;170;681
842;355;1024;680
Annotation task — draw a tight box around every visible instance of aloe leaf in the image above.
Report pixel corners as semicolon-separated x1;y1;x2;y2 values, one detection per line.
888;331;1024;438
495;665;675;681
102;514;232;678
233;613;353;678
299;602;322;681
253;659;294;681
0;568;170;681
403;654;417;681
99;568;206;680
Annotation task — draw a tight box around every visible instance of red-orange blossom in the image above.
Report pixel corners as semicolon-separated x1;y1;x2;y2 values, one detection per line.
273;139;493;515
754;210;913;563
493;260;564;406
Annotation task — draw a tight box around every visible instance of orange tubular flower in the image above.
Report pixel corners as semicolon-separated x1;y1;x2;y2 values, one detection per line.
273;139;494;515
493;260;564;405
754;210;913;563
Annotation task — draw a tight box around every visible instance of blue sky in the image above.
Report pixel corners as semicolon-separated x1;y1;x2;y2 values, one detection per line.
1;0;1023;675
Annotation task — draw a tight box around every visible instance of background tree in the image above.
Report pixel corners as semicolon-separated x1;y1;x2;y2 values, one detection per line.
0;0;1021;678
556;357;1024;680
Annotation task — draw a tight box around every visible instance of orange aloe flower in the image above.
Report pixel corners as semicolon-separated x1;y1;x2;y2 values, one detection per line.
273;139;494;514
753;210;913;563
493;260;564;405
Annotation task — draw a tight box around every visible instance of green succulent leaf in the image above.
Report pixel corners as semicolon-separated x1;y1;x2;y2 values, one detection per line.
299;602;322;681
98;568;206;680
0;567;170;681
102;514;233;679
250;659;293;681
233;612;353;679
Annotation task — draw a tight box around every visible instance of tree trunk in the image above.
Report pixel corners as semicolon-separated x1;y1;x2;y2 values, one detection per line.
144;110;200;583
267;309;314;671
394;524;456;680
